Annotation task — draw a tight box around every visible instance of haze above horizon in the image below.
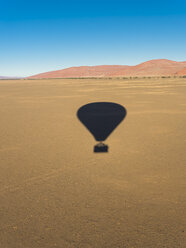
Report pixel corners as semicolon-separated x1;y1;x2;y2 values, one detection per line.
1;0;186;77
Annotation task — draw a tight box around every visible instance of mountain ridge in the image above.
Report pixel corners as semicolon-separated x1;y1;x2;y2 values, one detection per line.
0;76;22;79
28;59;186;79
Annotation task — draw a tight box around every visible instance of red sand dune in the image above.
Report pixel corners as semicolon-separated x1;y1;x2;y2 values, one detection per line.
175;67;186;75
28;59;186;78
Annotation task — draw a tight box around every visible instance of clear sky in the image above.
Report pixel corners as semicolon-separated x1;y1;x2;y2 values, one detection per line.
1;0;186;77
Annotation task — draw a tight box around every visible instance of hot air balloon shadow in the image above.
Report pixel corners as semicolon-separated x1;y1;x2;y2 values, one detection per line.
77;102;127;153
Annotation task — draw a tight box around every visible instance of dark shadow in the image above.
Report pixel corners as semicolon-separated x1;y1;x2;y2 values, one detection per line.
77;102;127;152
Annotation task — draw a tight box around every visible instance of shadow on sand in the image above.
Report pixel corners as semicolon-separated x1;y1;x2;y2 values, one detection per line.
77;102;127;153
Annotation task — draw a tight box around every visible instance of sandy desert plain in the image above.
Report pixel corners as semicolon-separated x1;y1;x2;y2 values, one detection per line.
0;77;186;248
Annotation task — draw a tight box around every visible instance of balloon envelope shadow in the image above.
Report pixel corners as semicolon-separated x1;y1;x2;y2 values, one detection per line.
77;102;127;153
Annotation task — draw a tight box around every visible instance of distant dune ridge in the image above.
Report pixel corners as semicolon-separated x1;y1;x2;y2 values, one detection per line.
0;76;21;79
0;76;13;79
28;59;186;78
0;76;7;79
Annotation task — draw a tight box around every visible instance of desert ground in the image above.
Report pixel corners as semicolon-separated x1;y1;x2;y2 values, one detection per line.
0;77;186;248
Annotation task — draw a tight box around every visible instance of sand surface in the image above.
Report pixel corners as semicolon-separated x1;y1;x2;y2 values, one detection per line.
0;78;186;248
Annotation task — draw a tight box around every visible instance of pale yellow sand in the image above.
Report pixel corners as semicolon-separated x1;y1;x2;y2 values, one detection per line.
0;78;186;248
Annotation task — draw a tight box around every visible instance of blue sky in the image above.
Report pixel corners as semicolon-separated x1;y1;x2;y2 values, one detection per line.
0;0;186;77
